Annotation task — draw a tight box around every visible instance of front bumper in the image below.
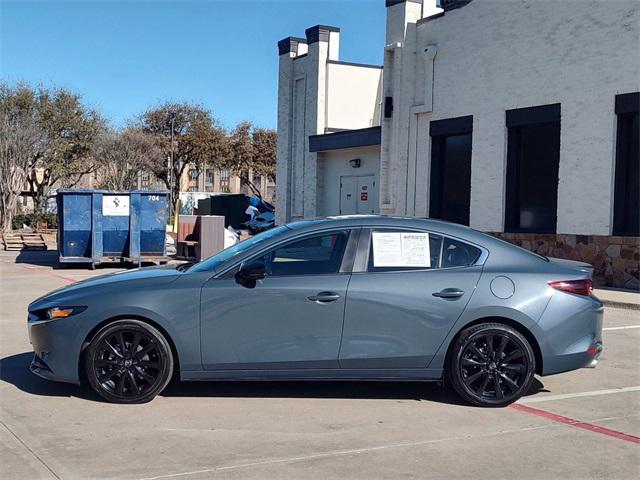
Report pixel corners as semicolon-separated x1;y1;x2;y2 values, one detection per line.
28;313;85;385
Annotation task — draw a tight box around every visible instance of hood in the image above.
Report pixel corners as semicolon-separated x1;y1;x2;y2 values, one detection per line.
547;257;594;276
29;265;182;309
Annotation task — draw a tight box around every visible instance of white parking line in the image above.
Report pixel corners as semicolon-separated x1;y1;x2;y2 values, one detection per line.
137;413;638;480
519;386;640;403
603;325;640;331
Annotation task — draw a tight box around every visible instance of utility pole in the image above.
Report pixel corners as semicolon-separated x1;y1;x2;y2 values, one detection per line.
169;113;175;216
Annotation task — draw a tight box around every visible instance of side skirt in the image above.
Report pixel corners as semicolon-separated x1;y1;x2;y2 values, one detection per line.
180;368;443;382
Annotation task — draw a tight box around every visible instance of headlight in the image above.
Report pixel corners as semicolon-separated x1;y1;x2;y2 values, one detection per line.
32;306;87;320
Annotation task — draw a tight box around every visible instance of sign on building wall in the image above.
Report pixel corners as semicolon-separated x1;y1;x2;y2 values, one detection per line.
102;195;130;216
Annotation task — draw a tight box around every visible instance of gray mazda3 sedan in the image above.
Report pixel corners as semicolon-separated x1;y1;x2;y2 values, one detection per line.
28;216;603;406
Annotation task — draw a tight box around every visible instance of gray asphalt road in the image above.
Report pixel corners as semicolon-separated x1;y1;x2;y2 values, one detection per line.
1;251;638;480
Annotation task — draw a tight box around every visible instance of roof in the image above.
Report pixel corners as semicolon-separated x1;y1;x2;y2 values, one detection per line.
282;215;552;269
309;127;381;153
286;215;483;240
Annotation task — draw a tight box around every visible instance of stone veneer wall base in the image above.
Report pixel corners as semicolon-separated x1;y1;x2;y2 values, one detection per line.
490;233;640;291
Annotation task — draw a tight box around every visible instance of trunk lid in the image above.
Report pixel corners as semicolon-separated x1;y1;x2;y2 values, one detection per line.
547;257;594;277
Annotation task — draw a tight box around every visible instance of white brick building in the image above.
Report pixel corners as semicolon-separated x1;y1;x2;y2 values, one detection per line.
276;0;639;288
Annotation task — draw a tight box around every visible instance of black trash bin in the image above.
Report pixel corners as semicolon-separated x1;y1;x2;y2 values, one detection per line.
197;194;249;228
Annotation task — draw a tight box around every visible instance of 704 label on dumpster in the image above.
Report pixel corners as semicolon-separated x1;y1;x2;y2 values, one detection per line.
103;195;130;216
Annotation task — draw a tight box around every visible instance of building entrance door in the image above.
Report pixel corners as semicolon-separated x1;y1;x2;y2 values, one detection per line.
339;175;376;215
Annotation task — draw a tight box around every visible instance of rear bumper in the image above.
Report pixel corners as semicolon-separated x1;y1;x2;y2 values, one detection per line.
537;293;604;376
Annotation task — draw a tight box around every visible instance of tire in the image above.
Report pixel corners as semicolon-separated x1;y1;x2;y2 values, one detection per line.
447;322;536;407
85;320;174;404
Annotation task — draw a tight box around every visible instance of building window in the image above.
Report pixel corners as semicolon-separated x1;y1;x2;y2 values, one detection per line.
220;168;230;191
140;171;150;190
613;93;639;236
204;170;214;192
505;104;561;234
429;116;473;226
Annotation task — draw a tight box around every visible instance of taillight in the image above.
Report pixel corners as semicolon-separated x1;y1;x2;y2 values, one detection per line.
548;279;593;296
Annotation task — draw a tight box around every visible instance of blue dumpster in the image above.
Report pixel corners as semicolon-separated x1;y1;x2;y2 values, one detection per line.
57;189;169;267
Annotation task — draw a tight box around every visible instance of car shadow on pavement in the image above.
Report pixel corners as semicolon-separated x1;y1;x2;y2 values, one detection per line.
1;351;547;405
161;378;546;405
0;352;101;402
162;380;470;404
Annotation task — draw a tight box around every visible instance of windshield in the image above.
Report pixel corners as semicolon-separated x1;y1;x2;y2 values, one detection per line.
188;225;290;273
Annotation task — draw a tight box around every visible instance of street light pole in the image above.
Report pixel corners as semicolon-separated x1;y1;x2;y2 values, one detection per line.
169;114;175;216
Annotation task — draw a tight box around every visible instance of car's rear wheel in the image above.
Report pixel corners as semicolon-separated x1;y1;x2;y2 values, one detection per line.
85;320;173;404
447;323;535;407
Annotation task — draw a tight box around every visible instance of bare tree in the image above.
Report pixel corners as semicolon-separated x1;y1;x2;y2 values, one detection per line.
0;85;46;232
93;128;164;190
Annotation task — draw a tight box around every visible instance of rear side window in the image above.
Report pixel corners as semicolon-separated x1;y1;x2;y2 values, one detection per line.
263;231;349;276
367;230;443;272
441;237;481;268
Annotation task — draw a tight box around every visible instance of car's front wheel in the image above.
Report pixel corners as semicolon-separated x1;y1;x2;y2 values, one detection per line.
447;322;536;407
85;320;174;404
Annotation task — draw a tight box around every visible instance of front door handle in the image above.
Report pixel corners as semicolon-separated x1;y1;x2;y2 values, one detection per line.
307;292;341;303
432;288;465;299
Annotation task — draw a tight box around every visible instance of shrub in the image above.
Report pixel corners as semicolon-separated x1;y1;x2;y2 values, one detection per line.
11;212;57;230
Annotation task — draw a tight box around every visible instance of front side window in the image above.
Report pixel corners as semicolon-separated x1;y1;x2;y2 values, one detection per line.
262;231;349;276
368;230;443;272
189;225;290;273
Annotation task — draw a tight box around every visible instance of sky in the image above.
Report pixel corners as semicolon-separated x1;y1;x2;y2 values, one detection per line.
1;0;386;130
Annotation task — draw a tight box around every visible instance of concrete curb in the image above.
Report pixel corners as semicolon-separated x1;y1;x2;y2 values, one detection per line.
599;299;640;311
594;288;640;311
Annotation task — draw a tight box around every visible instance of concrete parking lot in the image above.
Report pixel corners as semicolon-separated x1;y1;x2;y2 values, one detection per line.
1;250;638;480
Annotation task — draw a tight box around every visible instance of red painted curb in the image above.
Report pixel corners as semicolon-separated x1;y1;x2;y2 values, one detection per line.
511;403;640;444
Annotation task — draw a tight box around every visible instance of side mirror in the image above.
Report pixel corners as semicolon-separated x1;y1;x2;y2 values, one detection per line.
235;261;266;287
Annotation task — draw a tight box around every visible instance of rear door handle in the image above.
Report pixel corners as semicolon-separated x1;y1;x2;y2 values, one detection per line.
307;292;341;303
432;288;465;299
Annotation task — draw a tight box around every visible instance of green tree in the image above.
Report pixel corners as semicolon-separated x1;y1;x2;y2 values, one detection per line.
251;126;277;180
139;102;228;210
26;86;105;213
224;122;276;198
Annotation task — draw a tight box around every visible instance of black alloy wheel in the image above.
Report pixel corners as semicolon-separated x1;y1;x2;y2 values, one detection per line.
85;320;173;403
448;323;535;407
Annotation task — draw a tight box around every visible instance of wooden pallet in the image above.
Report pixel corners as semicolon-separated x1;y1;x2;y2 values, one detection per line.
2;232;47;251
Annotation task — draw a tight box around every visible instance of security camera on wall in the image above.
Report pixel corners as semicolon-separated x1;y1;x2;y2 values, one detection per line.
349;158;361;168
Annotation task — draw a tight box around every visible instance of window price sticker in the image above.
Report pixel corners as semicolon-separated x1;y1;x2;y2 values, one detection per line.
372;231;430;267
